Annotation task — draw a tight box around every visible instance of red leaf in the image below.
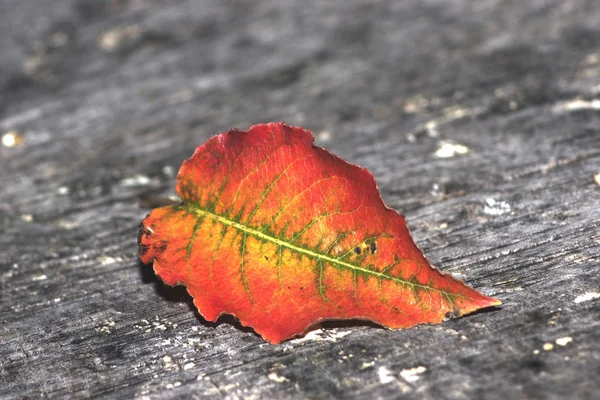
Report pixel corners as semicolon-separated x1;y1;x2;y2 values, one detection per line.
139;122;500;343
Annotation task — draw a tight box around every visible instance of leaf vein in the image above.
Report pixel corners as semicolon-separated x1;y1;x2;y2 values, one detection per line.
184;205;466;299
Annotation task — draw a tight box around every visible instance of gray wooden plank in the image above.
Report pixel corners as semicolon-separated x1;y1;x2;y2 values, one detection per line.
1;0;599;399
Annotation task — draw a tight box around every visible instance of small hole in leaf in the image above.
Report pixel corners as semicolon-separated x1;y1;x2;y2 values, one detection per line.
265;255;269;261
354;247;361;254
370;242;377;254
444;309;461;320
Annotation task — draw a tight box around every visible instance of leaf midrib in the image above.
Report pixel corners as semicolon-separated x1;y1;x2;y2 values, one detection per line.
184;204;459;298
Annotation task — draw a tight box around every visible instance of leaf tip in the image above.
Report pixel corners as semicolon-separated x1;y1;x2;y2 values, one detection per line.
487;296;503;307
469;294;503;314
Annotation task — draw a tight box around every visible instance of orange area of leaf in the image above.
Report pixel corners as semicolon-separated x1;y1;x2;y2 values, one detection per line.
138;122;500;343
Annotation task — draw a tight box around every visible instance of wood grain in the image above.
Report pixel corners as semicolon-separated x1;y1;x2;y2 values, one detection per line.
1;0;599;399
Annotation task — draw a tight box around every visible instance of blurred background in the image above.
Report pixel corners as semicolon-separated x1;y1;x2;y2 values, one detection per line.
1;1;599;399
2;1;599;207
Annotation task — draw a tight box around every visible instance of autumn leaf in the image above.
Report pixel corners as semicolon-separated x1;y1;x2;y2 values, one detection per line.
138;122;500;343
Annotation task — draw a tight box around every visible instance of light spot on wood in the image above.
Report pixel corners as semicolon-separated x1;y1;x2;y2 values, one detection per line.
289;328;352;343
555;98;600;112
434;141;469;158
166;381;181;389
98;25;141;52
555;337;573;346
377;366;395;384
2;131;24;148
95;319;116;334
317;130;332;143
183;362;195;370
543;343;554;351
360;361;375;370
400;366;427;383
98;256;120;265
574;292;600;303
162;355;178;371
120;174;151;187
484;198;511;216
267;372;288;383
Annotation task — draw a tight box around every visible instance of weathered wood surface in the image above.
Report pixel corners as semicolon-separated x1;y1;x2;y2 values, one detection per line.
1;1;599;399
